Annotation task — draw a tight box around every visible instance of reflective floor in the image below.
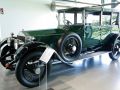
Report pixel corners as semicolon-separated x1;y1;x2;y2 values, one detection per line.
0;53;120;90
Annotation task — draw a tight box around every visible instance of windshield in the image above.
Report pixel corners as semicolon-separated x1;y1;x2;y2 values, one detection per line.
58;12;82;26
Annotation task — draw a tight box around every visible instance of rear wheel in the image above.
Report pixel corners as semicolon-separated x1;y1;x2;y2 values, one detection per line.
15;51;51;88
58;33;82;63
109;36;120;60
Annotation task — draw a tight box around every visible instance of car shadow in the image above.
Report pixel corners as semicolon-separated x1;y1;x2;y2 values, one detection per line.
47;55;103;87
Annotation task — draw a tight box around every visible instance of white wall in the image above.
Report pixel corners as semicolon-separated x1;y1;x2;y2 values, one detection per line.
0;24;1;40
0;0;58;39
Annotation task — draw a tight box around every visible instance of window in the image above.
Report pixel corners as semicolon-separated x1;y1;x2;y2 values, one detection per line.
112;13;118;25
86;13;100;25
59;13;64;25
59;13;74;25
102;14;111;25
77;13;82;24
65;13;74;24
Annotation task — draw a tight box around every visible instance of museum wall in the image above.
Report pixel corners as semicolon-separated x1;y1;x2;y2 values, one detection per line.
0;0;58;39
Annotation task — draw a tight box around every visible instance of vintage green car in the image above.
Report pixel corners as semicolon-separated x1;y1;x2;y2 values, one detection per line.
0;7;120;87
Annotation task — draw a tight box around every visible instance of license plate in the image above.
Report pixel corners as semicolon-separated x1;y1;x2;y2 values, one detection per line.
39;47;55;64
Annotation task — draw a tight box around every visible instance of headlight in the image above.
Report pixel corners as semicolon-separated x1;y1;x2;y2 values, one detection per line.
25;36;35;42
7;38;11;46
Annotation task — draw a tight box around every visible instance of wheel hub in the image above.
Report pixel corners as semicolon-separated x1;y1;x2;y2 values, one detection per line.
72;46;77;52
117;45;120;52
35;67;41;74
115;44;120;52
113;43;120;58
67;44;77;53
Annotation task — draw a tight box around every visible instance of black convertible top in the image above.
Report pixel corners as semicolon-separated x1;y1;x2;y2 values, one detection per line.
58;7;119;15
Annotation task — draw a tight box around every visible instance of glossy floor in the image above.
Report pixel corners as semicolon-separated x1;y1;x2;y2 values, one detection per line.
0;53;120;90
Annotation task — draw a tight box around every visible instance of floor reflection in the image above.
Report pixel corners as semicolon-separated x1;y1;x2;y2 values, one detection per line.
50;54;103;76
0;52;120;90
1;51;120;90
48;53;120;90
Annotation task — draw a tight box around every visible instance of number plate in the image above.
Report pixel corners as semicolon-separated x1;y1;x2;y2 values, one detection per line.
39;47;55;64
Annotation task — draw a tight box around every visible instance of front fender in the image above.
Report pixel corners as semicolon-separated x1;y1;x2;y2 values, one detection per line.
0;38;8;48
14;41;47;62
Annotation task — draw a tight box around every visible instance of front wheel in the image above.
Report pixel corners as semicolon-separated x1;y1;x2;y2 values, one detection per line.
0;37;24;70
15;51;51;88
109;36;120;60
0;45;15;70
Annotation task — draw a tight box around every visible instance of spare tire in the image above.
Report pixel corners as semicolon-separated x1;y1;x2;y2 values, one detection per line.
58;32;82;63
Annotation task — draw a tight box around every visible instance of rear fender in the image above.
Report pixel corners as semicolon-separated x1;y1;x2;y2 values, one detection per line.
0;38;8;48
102;33;119;50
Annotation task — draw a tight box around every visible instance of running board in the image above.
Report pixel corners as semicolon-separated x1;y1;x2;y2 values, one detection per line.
52;51;111;65
39;46;111;65
79;51;111;60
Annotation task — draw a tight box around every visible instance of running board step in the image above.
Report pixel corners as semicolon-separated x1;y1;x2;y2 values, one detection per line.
79;51;111;60
52;51;111;65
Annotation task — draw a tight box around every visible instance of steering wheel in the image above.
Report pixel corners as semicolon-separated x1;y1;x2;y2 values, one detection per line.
64;19;72;25
112;20;118;25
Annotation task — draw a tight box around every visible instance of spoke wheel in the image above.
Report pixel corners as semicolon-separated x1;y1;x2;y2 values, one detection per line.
63;37;79;58
15;51;51;88
58;33;82;63
1;45;16;70
0;37;24;70
109;36;120;60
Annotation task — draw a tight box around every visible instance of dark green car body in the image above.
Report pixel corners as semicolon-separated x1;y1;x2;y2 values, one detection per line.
4;6;120;88
21;7;120;51
22;25;84;49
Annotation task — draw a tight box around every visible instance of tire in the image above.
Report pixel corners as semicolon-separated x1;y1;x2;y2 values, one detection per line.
58;33;82;63
102;33;118;50
0;37;24;70
1;45;10;66
109;36;120;61
15;51;51;88
0;45;15;70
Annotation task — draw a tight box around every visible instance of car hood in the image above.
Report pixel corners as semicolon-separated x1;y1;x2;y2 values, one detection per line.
18;28;64;37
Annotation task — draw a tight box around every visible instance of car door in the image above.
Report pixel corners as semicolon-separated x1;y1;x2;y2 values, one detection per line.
84;13;101;48
101;13;111;41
